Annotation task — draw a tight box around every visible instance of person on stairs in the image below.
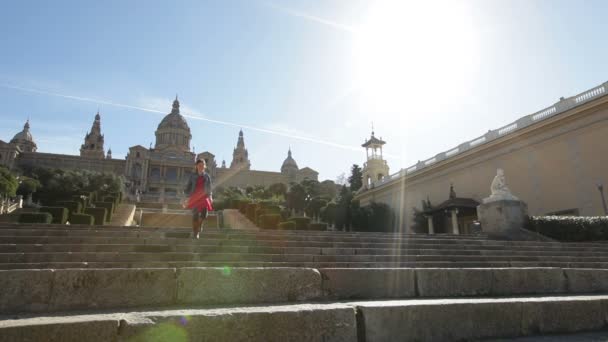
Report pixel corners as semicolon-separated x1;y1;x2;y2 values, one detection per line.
183;159;213;239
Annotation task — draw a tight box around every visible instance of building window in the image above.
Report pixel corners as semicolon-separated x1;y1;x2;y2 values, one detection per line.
136;152;140;158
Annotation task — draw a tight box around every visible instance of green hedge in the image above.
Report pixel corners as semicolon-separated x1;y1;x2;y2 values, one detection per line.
103;196;118;212
19;212;52;224
278;221;296;230
93;202;114;222
309;223;328;231
71;214;94;225
287;217;311;230
72;195;88;209
246;203;259;222
84;207;107;226
56;201;83;218
258;214;282;229
525;216;608;242
39;206;69;224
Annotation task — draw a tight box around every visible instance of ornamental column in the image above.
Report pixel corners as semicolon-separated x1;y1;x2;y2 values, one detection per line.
451;209;459;235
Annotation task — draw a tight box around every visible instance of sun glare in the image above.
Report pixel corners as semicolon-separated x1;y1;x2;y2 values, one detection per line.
353;0;480;117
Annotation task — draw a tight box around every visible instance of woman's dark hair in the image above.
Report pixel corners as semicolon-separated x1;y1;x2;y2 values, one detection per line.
196;159;205;165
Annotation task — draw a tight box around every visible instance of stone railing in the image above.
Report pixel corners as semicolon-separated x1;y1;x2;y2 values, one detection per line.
371;81;608;189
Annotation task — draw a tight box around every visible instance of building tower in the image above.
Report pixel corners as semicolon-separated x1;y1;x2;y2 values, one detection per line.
230;129;251;170
10;119;37;152
80;111;105;159
361;128;389;189
280;148;299;183
154;95;192;152
106;148;112;159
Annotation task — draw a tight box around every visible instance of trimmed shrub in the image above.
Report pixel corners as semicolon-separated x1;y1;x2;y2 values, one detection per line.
72;195;88;209
259;214;282;229
278;221;296;230
288;217;311;230
70;214;94;225
39;207;69;224
246;203;259;222
93;202;114;222
103;196;118;212
56;201;83;218
84;207;107;226
525;216;608;242
309;223;328;231
19;212;52;224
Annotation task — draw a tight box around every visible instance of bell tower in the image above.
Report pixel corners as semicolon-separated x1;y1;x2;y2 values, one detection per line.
361;127;389;189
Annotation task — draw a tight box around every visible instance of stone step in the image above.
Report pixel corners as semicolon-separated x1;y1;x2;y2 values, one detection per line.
3;243;608;257
4;260;608;270
2;236;607;254
2;267;608;315
3;295;608;341
2;251;608;264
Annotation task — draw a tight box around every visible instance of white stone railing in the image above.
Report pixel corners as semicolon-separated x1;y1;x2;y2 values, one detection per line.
368;81;608;189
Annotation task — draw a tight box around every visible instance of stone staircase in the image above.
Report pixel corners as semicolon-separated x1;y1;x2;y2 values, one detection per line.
1;222;608;341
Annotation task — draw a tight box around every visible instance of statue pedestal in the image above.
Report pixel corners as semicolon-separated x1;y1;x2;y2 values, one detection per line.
477;199;528;238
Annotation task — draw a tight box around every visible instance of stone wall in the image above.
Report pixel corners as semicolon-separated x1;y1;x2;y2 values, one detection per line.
356;92;608;231
16;152;126;174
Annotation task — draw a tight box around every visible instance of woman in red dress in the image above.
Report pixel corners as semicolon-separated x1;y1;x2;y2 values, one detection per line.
183;159;213;239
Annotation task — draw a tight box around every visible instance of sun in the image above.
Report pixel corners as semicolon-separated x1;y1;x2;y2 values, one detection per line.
352;0;480;117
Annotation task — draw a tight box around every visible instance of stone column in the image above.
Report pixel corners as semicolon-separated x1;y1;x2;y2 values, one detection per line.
451;209;459;235
426;215;434;234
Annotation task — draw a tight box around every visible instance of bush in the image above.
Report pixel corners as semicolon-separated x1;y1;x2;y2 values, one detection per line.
19;212;52;224
278;221;296;230
525;216;608;242
103;196;118;211
84;207;107;226
39;206;69;224
246;203;259;222
56;201;83;219
288;217;311;230
309;223;328;231
72;195;88;209
258;214;282;229
93;202;114;222
71;213;94;225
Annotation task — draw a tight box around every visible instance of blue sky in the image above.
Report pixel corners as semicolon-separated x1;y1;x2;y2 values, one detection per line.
1;0;607;181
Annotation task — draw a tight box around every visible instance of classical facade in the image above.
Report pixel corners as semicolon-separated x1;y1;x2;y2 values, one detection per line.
1;96;319;202
355;81;608;233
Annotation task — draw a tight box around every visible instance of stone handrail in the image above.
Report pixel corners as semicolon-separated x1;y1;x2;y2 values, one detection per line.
372;81;608;188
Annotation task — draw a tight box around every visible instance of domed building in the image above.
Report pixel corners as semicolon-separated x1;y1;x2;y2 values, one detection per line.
10;120;37;153
1;96;319;203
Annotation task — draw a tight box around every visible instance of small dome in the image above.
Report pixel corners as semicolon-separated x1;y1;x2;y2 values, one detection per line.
11;120;33;142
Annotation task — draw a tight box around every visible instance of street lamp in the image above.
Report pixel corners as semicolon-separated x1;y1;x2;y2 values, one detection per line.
598;183;608;216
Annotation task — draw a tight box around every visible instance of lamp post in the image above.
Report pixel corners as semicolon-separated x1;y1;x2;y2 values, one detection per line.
598;183;608;216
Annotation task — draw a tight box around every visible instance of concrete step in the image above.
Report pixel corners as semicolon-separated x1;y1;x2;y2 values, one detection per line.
3;295;608;341
4;243;608;257
2;251;608;264
4;260;608;270
2;267;608;315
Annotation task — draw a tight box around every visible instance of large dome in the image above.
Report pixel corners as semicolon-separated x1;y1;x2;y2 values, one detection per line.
11;120;33;142
154;96;192;152
157;97;190;131
281;149;298;171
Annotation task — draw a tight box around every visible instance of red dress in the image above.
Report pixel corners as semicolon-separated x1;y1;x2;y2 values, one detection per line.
187;175;213;212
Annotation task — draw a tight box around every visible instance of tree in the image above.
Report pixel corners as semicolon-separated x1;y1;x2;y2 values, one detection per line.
268;183;287;198
335;185;353;230
321;202;338;226
0;167;18;198
16;176;41;197
348;164;363;192
286;183;307;214
319;180;338;200
305;196;328;219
